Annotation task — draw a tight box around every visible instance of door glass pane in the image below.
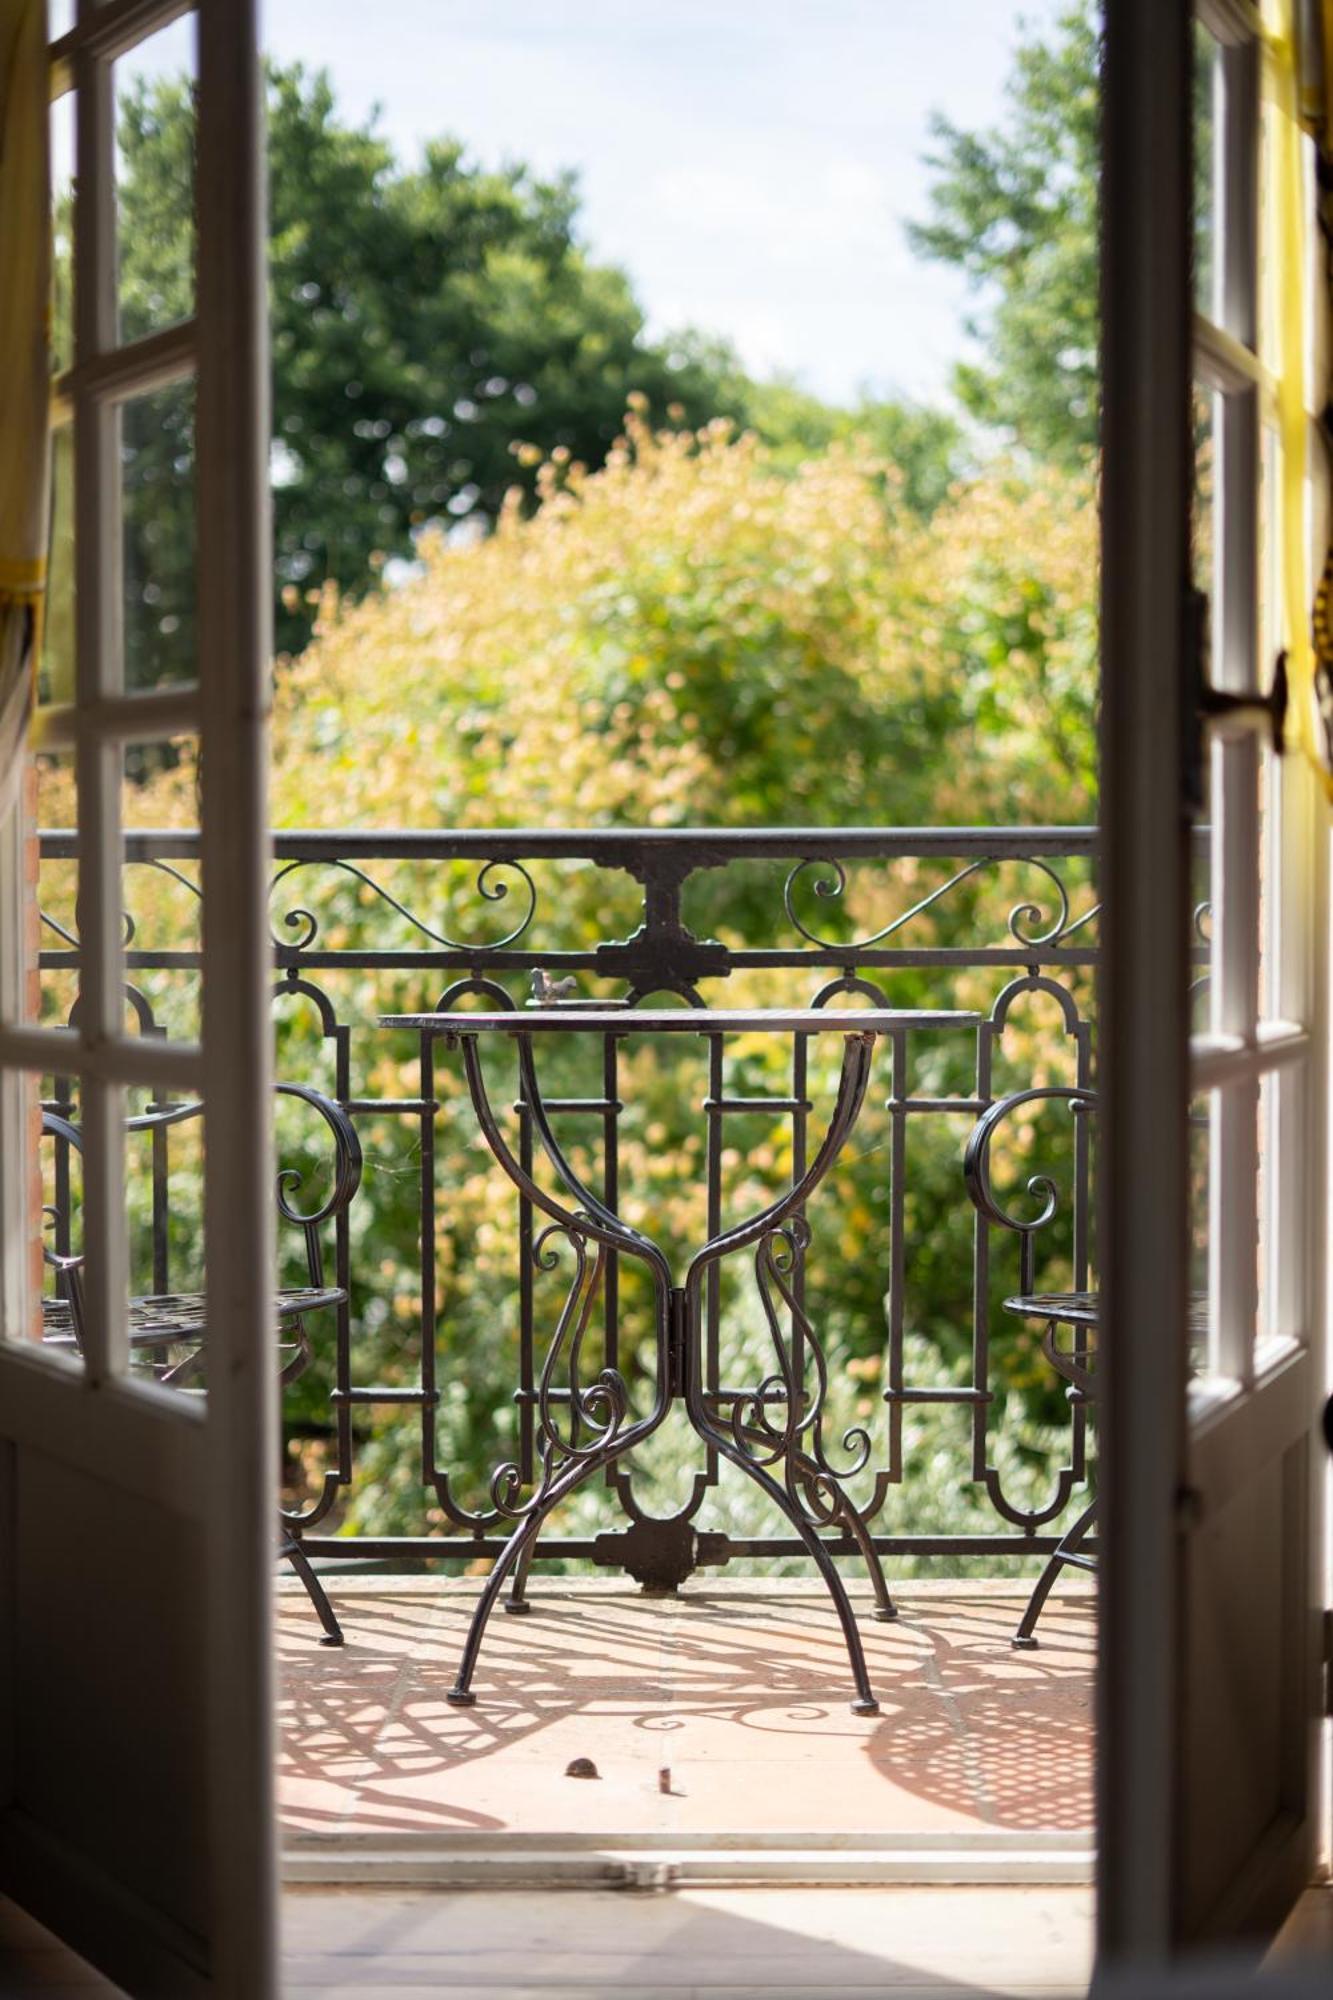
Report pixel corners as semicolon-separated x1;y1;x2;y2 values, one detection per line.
1187;1085;1211;1370
40;423;75;711
1257;741;1274;1020
1256;1064;1277;1347
0;1059;84;1376
1193;23;1221;320
1262;1061;1304;1348
27;751;79;1034
37;1075;87;1370
5;747;78;1038
50;90;74;376
122;735;202;1050
1257;421;1280;698
122;377;197;691
114;16;197;344
125;1092;208;1395
1192;385;1219;615
120;738;207;1398
1258;93;1281;374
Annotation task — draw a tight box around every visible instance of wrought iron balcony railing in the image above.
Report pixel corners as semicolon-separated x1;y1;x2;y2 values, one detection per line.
38;824;1101;1590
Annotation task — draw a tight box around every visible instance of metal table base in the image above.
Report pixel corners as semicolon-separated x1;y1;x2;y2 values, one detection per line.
382;1008;978;1715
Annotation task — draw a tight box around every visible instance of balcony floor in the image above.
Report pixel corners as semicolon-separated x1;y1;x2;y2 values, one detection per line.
278;1577;1094;1851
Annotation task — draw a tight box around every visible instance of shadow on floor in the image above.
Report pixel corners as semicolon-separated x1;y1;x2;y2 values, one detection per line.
278;1582;1094;1840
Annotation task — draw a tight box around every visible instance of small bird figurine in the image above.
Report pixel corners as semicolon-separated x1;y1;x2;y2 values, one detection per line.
531;969;580;1005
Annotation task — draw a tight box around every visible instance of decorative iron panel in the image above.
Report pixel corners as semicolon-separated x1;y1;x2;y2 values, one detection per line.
36;824;1137;1588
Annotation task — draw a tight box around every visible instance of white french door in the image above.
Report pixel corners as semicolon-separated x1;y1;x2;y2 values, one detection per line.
0;2;275;1993
1099;0;1328;1967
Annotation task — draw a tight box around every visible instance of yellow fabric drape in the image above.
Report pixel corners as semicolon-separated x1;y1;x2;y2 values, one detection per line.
1288;0;1333;781
1266;4;1319;772
0;0;50;822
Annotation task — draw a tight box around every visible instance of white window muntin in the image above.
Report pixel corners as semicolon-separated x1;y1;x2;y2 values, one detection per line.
0;0;205;1389
1192;0;1312;1381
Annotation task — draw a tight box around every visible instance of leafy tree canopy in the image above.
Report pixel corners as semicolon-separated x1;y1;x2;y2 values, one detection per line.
116;63;754;663
906;1;1098;465
110;61;967;683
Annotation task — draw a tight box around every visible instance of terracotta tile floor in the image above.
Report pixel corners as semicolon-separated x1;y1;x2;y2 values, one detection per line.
278;1578;1094;1842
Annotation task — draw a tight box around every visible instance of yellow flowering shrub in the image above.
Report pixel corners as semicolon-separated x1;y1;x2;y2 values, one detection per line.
270;410;1097;833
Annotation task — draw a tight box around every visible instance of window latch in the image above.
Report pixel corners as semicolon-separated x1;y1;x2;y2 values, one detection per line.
1183;588;1288;813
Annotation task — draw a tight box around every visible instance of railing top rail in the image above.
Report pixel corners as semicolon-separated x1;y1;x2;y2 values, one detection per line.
40;824;1102;865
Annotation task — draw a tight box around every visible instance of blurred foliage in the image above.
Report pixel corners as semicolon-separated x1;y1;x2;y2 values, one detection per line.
268;407;1097;837
907;1;1098;462
108;62;968;680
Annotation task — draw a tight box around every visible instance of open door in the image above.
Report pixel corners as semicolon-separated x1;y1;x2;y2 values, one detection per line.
0;2;275;1993
1100;0;1329;1969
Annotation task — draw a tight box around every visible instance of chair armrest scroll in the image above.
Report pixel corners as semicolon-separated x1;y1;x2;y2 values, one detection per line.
274;1082;363;1226
963;1084;1096;1236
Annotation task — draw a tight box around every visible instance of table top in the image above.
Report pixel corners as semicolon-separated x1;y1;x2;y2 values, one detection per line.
381;1007;981;1037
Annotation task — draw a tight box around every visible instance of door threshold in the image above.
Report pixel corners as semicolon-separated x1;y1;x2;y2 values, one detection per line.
283;1827;1095;1890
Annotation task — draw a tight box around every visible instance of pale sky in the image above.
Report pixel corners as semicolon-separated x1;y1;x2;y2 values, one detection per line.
107;1;1072;409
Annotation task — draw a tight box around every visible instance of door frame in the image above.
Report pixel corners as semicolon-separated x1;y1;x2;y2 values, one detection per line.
1098;0;1196;1958
1098;0;1330;1965
0;1;277;1991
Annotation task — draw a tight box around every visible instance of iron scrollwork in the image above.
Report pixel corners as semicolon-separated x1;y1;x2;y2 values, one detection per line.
782;852;1081;952
38;824;1104;1604
269;855;537;955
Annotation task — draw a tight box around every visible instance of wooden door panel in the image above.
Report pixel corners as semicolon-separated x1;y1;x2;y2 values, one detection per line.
1099;0;1327;1969
0;3;275;1991
1181;1432;1309;1937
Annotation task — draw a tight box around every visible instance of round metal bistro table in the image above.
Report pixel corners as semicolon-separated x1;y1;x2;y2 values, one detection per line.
380;1005;980;1716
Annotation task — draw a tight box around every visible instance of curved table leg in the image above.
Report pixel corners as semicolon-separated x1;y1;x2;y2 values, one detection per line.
697;1419;880;1714
753;1431;895;1625
503;1532;538;1616
448;1418;662;1706
676;1033;884;1711
795;1460;896;1624
1012;1496;1097;1649
280;1532;344;1647
448;1026;885;1711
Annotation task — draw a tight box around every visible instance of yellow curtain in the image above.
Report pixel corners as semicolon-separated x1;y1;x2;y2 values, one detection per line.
1287;0;1333;781
0;0;49;823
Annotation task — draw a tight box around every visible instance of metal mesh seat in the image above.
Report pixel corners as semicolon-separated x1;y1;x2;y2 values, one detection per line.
964;1086;1099;1648
40;1085;362;1643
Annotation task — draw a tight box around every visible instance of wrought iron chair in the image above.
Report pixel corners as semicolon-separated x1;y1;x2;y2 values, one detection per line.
963;1085;1099;1648
40;1082;362;1645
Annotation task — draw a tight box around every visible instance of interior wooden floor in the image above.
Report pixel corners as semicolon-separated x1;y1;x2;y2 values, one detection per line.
5;1886;1330;1998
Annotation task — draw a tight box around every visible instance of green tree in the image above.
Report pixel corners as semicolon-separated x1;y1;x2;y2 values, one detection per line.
110;60;978;688
906;1;1098;464
115;62;751;672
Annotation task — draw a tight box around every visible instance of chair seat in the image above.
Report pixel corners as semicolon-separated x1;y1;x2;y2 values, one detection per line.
41;1285;346;1351
1003;1289;1099;1328
1003;1289;1208;1339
